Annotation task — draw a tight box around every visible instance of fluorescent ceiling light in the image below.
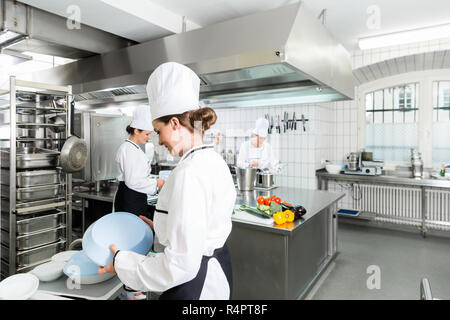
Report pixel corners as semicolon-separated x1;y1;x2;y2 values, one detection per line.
359;23;450;50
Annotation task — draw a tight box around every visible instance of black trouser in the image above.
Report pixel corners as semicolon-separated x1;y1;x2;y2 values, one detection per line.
114;181;154;220
159;245;233;300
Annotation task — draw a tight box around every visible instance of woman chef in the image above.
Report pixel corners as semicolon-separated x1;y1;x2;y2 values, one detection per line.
99;62;236;300
114;106;165;219
236;118;278;170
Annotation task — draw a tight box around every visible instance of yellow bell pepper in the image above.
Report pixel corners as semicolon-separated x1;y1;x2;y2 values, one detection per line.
273;212;287;225
284;210;295;222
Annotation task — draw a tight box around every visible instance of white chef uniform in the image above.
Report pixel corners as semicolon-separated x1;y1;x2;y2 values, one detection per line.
236;139;277;170
114;106;157;218
115;139;157;195
236;118;277;170
114;144;236;299
113;62;237;300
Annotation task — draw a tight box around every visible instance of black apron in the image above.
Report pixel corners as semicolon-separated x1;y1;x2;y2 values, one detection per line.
158;145;232;300
159;245;233;300
114;181;154;220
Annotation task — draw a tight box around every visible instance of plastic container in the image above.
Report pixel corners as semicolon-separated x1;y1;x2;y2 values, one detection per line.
63;250;114;285
82;212;153;266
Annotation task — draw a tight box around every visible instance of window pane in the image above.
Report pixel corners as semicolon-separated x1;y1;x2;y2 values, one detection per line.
374;112;383;124
393;87;401;110
384;111;393;123
404;110;415;123
438;109;449;122
366;123;418;162
384;88;393;110
394;111;404;123
433;81;450;164
374;90;383;110
439;81;450;108
366;93;373;111
366;112;374;124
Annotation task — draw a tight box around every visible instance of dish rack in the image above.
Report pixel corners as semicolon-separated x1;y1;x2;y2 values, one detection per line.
0;77;73;279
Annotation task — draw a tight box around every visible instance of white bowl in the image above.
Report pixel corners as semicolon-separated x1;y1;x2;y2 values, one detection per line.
83;212;153;266
326;164;343;174
51;250;78;263
63;250;114;285
30;261;66;282
0;273;39;300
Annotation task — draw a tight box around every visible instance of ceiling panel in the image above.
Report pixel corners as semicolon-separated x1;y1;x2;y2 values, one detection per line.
18;0;450;51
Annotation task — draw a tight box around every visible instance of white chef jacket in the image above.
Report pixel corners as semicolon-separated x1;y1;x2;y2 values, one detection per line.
236;140;277;170
115;139;157;195
114;144;236;299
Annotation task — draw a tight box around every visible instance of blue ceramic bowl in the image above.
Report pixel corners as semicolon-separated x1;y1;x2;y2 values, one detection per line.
82;212;153;266
63;250;114;284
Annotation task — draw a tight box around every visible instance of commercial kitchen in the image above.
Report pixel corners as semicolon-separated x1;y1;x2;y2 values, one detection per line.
0;0;449;300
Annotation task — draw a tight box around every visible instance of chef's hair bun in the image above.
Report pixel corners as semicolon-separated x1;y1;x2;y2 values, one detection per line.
155;107;217;134
188;107;217;132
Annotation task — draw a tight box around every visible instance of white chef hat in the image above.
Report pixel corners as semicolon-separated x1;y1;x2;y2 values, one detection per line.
130;105;153;131
146;62;201;121
252;118;269;138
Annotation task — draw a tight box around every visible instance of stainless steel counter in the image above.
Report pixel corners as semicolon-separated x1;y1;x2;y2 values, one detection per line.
228;187;344;299
73;184;118;203
317;170;450;189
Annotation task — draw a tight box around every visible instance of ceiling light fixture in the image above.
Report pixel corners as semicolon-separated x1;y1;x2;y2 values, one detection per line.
358;23;450;50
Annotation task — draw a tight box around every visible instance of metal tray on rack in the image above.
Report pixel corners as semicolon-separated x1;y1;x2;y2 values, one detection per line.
2;225;66;251
0;147;60;169
1;184;61;202
1;197;67;215
16;123;66;129
1;239;66;269
1;169;59;187
1;210;65;235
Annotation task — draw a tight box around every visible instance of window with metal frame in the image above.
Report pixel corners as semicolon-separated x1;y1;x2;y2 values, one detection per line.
432;81;450;164
365;83;419;162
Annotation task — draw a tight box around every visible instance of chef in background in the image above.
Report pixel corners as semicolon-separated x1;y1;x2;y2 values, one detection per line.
114;106;165;219
236;117;278;170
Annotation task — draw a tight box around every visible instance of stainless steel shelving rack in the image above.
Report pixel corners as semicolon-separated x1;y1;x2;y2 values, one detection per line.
0;77;73;278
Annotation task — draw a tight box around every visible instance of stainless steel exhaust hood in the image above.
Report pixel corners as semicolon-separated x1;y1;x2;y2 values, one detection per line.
32;2;354;108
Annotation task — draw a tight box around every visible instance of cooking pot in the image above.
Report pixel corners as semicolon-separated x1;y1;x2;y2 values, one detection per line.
235;166;257;191
256;171;274;188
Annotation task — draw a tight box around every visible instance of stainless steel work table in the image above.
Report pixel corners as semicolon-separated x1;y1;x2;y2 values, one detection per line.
316;170;450;189
228;187;344;299
73;185;118;203
37;275;123;300
74;185;344;299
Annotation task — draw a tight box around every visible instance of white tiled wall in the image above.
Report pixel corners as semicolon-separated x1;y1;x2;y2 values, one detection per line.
213;102;344;190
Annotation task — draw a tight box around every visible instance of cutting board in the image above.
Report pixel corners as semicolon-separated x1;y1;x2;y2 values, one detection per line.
232;206;275;225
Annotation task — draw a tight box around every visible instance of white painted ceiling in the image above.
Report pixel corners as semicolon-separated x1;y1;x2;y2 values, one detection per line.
16;0;450;51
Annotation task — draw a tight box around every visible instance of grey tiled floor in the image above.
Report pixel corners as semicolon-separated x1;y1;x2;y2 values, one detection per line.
311;222;450;300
